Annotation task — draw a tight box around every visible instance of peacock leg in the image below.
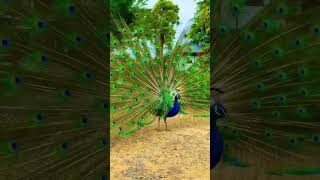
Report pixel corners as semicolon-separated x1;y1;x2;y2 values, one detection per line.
158;116;160;130
164;117;168;131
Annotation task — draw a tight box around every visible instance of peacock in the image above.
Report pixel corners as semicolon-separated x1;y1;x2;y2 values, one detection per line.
211;0;320;179
0;0;111;179
210;87;225;169
152;88;181;131
109;18;210;136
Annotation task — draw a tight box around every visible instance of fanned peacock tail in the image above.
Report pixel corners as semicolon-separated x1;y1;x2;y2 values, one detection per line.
110;19;210;136
0;0;109;179
213;0;320;177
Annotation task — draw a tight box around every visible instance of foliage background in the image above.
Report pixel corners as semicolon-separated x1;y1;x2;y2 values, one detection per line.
111;0;210;47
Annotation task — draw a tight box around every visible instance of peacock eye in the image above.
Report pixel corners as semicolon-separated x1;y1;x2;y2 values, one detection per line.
82;116;88;124
10;142;18;150
245;34;252;40
288;138;296;145
262;21;268;28
15;76;22;85
64;90;71;96
278;7;284;14
85;72;91;79
36;114;44;121
37;20;45;29
75;36;82;43
2;39;9;47
61;143;69;149
68;5;76;13
232;6;239;13
41;55;48;63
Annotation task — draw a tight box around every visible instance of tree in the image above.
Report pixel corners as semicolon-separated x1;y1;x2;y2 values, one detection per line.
131;0;180;45
151;0;179;43
110;0;136;25
188;0;210;47
110;0;149;25
111;0;179;45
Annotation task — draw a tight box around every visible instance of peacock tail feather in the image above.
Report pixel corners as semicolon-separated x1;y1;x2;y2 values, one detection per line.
0;0;109;179
110;19;210;136
213;0;320;177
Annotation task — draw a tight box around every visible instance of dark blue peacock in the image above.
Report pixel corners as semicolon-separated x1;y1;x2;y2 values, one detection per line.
212;0;320;179
154;89;181;131
210;87;226;169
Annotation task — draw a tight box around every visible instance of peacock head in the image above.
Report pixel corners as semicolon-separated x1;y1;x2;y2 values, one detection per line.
211;87;224;96
175;94;181;100
211;87;224;104
174;89;181;100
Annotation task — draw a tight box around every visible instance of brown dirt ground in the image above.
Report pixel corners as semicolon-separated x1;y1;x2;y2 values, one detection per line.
110;113;210;180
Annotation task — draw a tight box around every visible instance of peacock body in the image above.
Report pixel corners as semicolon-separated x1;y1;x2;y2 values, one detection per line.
212;0;320;179
210;88;226;169
166;93;181;118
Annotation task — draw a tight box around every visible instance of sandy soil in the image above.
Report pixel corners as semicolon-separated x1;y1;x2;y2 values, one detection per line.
110;113;210;180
